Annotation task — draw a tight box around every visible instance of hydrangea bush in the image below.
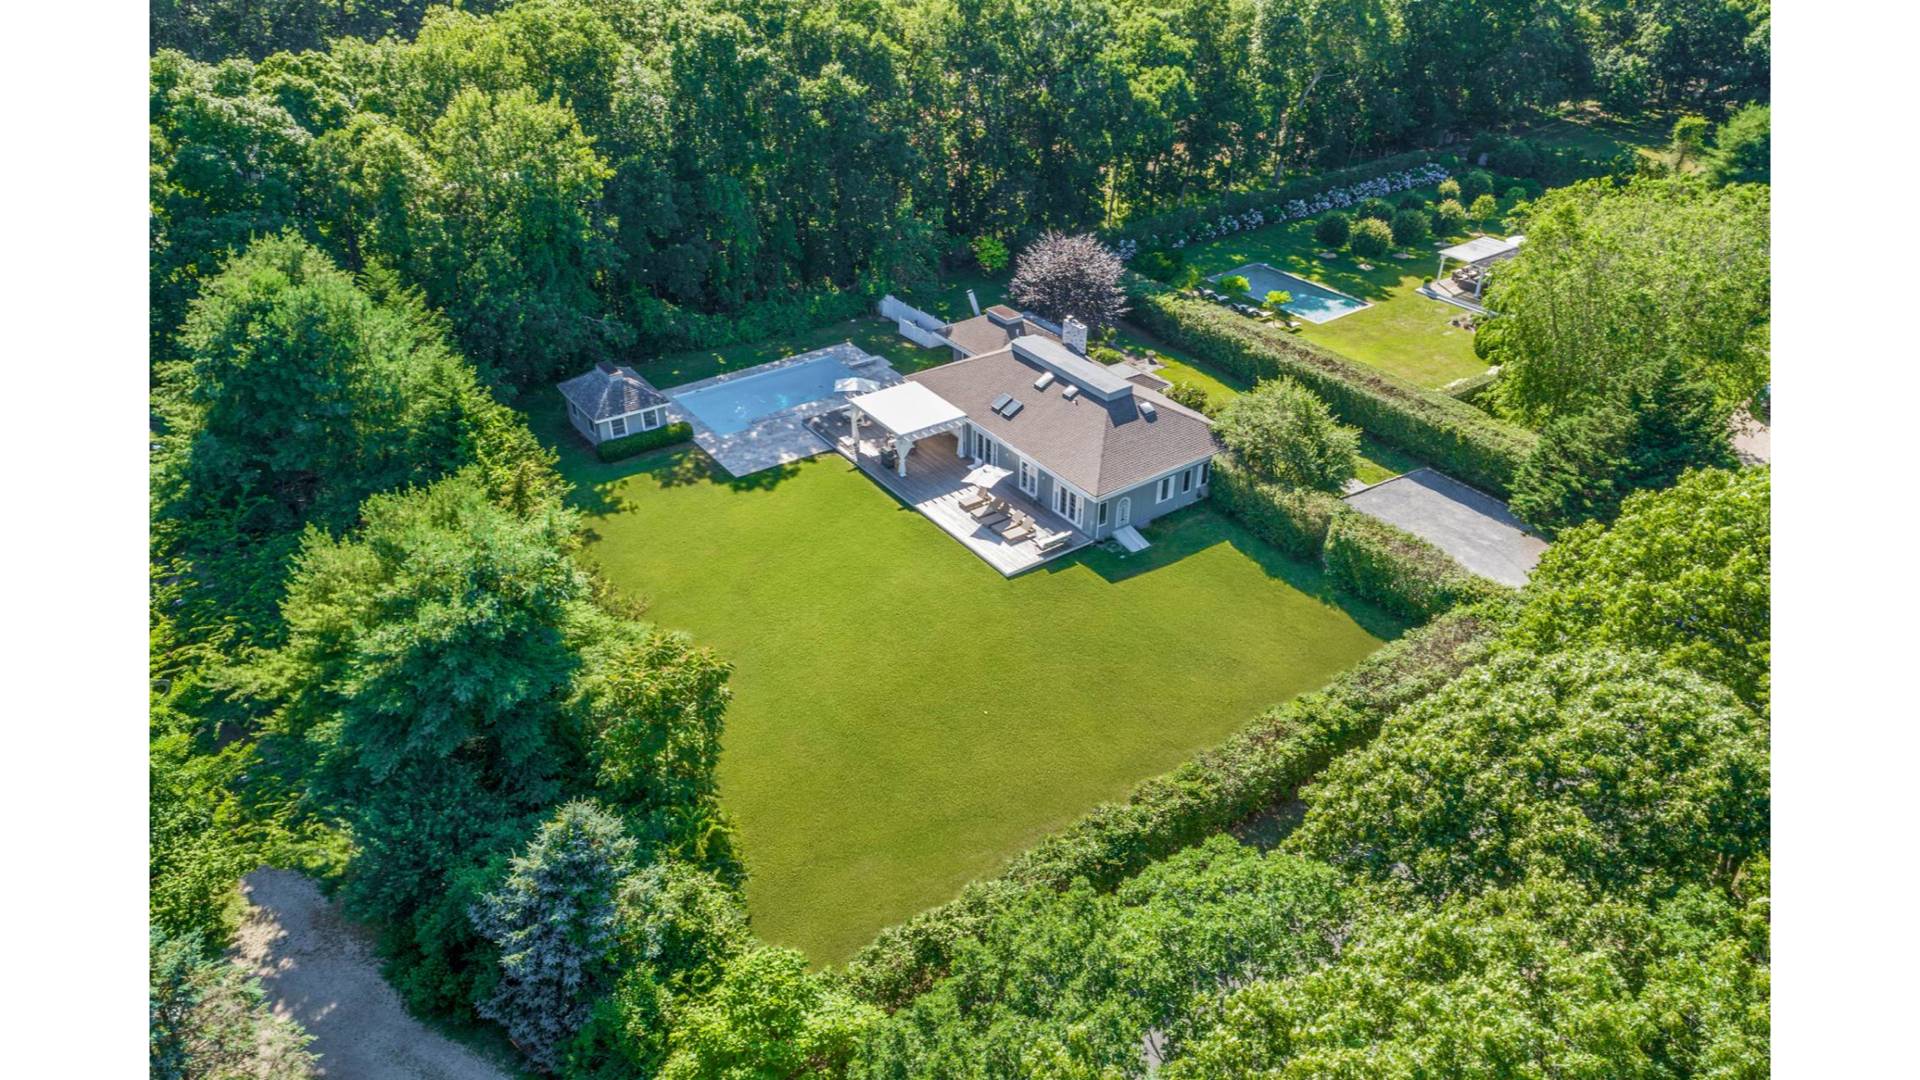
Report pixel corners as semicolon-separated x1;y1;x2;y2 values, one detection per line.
1119;162;1450;256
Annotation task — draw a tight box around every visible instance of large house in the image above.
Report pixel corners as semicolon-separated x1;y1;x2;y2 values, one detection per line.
557;362;672;444
866;334;1221;543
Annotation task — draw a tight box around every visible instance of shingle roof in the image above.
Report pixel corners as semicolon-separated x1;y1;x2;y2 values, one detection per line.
940;311;1063;358
557;363;668;421
908;347;1219;497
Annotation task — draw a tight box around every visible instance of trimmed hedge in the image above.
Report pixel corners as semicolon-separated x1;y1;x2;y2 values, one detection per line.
594;421;692;462
845;602;1511;1009
1210;456;1342;559
1214;454;1507;620
1323;510;1499;622
1130;287;1536;496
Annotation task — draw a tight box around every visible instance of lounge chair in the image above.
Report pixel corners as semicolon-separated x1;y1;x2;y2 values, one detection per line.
1034;529;1070;552
971;497;1009;521
957;486;992;511
1000;520;1033;542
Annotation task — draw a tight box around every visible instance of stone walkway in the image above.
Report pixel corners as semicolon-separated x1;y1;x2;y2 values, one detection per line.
231;869;516;1080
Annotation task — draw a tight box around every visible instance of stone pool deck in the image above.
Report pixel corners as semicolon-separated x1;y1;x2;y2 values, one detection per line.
663;342;902;477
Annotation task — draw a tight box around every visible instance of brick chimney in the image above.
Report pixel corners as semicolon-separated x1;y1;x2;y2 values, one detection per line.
1062;317;1089;355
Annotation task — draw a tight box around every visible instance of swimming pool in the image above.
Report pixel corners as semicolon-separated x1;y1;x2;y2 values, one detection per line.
1216;263;1369;323
671;354;861;436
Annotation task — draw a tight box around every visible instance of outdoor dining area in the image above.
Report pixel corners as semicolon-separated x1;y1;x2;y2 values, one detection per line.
1427;234;1524;310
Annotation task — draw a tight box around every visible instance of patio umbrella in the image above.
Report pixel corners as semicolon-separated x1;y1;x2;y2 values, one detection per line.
964;463;1012;487
834;377;883;395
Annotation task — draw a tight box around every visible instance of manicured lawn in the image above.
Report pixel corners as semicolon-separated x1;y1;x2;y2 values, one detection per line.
1177;185;1513;389
530;406;1404;963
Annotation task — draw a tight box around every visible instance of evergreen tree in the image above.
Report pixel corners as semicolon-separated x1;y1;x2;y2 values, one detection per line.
472;801;639;1072
1511;352;1737;533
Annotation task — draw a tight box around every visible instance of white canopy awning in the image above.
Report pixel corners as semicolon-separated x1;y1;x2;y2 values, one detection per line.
846;381;968;441
1438;235;1524;265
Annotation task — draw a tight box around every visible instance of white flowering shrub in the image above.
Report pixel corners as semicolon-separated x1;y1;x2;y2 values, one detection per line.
1126;163;1450;256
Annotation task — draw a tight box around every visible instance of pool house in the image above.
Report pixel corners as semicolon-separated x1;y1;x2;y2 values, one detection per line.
557;362;673;444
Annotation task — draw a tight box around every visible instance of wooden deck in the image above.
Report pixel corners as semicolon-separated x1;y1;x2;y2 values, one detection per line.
811;413;1093;576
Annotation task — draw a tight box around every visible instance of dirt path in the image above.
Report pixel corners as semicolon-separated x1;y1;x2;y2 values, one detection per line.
232;869;517;1080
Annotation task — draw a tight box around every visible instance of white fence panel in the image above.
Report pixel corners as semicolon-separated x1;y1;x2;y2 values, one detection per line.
878;294;946;333
896;319;946;348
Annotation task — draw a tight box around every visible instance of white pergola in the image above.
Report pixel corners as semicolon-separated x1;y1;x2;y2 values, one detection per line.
845;382;969;476
1435;235;1525;299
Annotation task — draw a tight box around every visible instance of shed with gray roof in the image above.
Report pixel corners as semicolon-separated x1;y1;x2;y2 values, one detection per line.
557;362;673;444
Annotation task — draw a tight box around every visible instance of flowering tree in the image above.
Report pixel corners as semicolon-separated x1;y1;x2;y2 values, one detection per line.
1008;231;1129;330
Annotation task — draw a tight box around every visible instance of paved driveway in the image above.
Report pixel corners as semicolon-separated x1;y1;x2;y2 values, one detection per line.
232;869;517;1080
1343;468;1547;587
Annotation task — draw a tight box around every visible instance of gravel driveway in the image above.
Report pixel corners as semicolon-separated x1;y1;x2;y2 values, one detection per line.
232;869;517;1080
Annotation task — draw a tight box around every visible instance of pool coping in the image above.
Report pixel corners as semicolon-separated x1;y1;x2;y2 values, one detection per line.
661;342;904;478
1211;262;1372;324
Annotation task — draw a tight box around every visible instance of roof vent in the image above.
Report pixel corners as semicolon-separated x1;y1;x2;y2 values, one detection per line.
1000;398;1024;418
1033;372;1055;391
1137;400;1157;419
1062;385;1080;401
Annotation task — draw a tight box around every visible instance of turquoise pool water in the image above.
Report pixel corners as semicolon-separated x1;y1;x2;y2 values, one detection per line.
671;356;860;435
1217;264;1369;323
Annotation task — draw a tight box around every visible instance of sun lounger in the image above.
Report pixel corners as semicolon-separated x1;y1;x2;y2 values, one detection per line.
957;486;992;511
970;497;1006;521
1001;521;1033;542
1034;529;1070;552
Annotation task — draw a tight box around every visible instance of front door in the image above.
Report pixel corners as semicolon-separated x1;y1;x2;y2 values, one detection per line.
1115;497;1131;528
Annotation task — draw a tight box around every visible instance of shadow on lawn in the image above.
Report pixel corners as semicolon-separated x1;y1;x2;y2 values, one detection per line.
1069;508;1408;641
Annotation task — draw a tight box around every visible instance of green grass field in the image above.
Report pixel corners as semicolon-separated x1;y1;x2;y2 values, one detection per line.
1177;186;1516;389
528;401;1403;963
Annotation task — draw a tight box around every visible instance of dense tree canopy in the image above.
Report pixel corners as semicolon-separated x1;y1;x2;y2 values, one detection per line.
1510;466;1771;706
150;0;1771;375
1479;177;1771;423
1290;646;1769;902
1510;351;1739;532
855;839;1353;1077
152;235;562;634
1167;874;1770;1078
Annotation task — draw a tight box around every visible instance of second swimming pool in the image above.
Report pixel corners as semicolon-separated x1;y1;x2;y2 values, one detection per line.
1216;263;1370;323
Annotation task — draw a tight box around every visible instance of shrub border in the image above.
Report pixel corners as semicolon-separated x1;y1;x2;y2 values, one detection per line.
595;422;694;462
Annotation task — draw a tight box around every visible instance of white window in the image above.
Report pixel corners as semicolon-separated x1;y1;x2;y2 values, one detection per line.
1019;458;1039;496
1200;460;1211;486
639;408;662;431
609;415;628;438
1181;467;1194;494
1097;501;1109;527
1053;485;1082;525
1156;475;1173;503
